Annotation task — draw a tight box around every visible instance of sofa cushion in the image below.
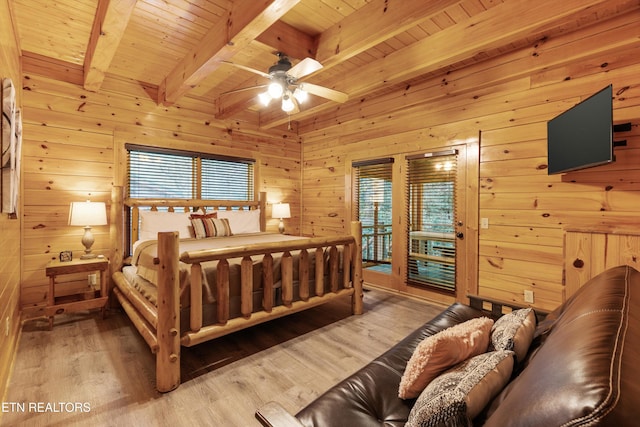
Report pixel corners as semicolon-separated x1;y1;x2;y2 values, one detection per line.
488;307;536;363
406;350;514;427
398;316;493;399
484;265;640;426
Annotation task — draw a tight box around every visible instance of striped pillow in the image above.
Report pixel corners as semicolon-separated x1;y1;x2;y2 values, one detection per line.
190;213;232;238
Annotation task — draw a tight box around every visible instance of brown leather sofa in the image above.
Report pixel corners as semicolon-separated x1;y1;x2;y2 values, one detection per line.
256;265;640;426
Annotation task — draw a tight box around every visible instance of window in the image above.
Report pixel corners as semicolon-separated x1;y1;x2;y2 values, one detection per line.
406;150;457;292
201;157;254;200
127;144;255;200
353;158;393;270
128;150;194;199
126;145;255;251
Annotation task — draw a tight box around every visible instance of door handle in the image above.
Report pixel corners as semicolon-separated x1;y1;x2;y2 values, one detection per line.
456;232;464;239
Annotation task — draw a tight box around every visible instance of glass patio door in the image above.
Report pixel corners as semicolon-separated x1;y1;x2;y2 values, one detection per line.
353;158;393;273
406;150;458;292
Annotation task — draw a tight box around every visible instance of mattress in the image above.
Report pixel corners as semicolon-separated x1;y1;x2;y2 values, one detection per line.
125;232;347;310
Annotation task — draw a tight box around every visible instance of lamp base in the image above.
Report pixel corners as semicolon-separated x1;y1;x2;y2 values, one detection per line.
278;219;285;234
80;226;96;260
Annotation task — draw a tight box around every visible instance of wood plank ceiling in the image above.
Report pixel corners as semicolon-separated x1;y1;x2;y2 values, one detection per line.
12;0;639;132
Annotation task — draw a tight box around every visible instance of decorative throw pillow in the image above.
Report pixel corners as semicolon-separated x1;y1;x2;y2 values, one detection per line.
489;308;536;363
398;317;494;399
190;213;232;238
406;350;515;427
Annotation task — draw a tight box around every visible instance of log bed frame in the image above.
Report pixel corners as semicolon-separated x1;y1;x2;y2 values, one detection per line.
110;189;364;392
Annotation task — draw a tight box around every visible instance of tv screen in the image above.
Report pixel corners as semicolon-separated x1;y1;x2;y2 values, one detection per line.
547;85;613;175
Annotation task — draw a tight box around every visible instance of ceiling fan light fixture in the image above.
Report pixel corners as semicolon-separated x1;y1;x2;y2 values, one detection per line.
281;94;295;112
267;81;284;99
258;92;272;106
293;87;308;103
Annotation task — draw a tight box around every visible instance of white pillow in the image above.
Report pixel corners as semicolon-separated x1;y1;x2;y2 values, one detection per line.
138;210;193;240
216;209;261;234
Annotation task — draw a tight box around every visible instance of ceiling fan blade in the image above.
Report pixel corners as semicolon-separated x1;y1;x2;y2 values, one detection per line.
300;83;348;103
221;61;271;79
288;57;323;79
221;84;267;96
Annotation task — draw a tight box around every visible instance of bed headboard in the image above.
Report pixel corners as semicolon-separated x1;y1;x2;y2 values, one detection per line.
117;190;266;260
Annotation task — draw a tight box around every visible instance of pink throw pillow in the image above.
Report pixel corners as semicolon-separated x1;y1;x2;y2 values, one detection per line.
398;317;494;399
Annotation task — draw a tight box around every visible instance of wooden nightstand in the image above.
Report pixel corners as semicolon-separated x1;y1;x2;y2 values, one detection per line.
44;257;109;329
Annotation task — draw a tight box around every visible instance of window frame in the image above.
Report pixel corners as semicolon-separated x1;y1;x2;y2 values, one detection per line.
126;143;256;200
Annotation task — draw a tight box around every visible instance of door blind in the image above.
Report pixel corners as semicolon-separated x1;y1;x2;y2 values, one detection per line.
406;151;457;291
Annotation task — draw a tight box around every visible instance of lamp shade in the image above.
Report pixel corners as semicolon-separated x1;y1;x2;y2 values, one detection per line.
272;203;291;219
69;201;107;226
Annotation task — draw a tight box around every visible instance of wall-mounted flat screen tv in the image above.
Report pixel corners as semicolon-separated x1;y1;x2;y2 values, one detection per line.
547;85;613;175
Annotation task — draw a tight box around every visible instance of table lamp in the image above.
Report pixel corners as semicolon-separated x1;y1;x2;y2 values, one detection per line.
272;203;291;234
69;200;107;259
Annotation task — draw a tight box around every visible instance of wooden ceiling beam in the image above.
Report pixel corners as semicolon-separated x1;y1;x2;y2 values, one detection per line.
23;51;84;86
259;0;617;129
159;0;301;106
314;0;463;70
83;0;137;92
255;20;317;60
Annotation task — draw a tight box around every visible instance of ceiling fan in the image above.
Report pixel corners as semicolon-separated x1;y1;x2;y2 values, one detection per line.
222;52;348;113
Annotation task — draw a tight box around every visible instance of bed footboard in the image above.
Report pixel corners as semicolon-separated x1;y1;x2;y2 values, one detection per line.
147;221;363;392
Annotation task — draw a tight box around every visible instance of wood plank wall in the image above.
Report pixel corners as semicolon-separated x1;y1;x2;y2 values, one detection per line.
299;10;640;311
19;74;301;310
565;230;640;297
0;0;22;402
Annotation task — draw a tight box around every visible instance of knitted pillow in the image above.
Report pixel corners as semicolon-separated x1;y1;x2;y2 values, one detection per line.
406;350;515;427
398;317;494;399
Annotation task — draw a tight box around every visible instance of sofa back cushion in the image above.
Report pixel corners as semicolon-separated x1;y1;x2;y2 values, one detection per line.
483;265;640;426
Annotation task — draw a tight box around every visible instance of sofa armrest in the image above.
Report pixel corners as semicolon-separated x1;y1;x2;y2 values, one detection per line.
255;402;305;427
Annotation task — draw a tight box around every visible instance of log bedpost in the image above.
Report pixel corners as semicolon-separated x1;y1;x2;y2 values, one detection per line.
156;231;181;392
259;191;267;232
190;263;203;332
351;221;364;315
110;186;124;308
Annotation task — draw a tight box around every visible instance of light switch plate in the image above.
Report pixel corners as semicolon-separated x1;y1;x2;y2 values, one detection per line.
524;290;534;304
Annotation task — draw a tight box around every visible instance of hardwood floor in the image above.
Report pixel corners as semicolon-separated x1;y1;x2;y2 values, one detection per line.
2;289;445;427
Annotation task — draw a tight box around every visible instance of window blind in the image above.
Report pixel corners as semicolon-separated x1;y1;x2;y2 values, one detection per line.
406;150;457;291
128;150;194;198
201;157;254;200
127;145;255;200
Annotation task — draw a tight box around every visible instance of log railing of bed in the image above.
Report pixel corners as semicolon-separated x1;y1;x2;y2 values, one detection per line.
110;188;363;392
